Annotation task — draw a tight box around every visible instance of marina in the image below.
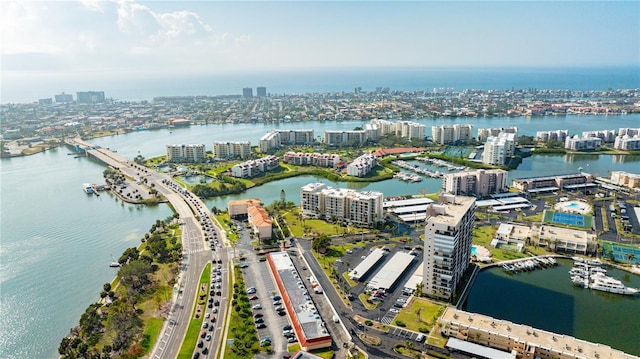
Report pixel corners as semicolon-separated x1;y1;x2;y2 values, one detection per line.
501;256;558;273
392;159;445;178
569;257;639;295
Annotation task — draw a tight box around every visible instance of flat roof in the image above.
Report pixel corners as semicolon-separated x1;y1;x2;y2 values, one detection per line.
403;262;424;291
476;199;501;207
349;249;386;281
383;197;434;208
527;186;559;193
446;338;516;359
490;192;520;199
493;203;532;211
391;204;432;214
398;213;427;222
367;252;415;291
426;196;476;226
564;183;597;189
497;197;529;204
270;252;328;341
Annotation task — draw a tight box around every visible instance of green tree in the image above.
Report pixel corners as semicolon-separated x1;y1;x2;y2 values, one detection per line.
312;234;331;253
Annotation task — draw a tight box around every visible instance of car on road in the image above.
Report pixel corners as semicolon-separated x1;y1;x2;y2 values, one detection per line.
252;304;262;310
202;322;209;329
200;331;206;338
256;323;267;329
208;303;213;308
205;313;210;318
193;352;200;359
205;334;211;341
201;347;208;355
214;300;220;306
197;340;204;348
210;316;216;323
350;328;356;335
213;307;218;313
208;325;214;332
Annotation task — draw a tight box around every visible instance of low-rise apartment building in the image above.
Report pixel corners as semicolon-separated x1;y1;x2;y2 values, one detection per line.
283;152;341;167
535;130;568;143
614;135;640;150
231;155;279;178
346;153;378;177
443;169;508;197
213;141;251;159
300;183;383;228
564;136;602;150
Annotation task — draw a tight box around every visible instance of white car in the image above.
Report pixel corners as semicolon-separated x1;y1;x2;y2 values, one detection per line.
390;308;400;313
252;304;262;310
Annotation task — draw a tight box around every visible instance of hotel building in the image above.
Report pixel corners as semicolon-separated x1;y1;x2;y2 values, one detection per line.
323;130;367;147
443;169;508;197
227;198;272;240
582;130;616;143
259;129;315;153
76;91;105;104
165;144;206;163
423;195;476;300
283;152;341;167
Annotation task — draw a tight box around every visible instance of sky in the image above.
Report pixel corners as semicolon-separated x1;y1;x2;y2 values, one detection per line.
1;1;638;102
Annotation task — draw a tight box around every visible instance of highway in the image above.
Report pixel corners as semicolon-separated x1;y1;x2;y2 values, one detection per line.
68;138;231;359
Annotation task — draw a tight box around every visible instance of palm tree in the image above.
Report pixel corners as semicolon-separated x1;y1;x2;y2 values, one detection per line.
415;282;424;296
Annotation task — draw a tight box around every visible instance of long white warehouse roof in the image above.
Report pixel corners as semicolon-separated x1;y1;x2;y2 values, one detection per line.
383;197;434;208
349;248;386;281
367;252;415;291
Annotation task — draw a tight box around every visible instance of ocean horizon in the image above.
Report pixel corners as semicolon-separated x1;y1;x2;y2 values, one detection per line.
2;66;639;104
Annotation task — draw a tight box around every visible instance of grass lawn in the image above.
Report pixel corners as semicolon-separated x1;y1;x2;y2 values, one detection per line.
176;263;211;359
141;318;164;353
283;208;367;237
309;347;335;359
359;293;379;310
521;212;543;223
394;298;445;333
472;225;529;261
343;271;357;287
287;343;301;353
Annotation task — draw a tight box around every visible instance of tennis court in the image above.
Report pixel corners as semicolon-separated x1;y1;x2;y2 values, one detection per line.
601;241;640;264
542;210;594;229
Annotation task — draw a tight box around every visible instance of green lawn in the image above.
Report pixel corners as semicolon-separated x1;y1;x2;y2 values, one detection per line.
393;298;445;333
283;208;367;237
141;318;164;352
176;263;211;359
472;225;530;261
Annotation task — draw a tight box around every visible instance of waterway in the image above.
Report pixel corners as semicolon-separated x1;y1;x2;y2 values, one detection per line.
463;259;640;356
0;149;172;359
2;114;640;358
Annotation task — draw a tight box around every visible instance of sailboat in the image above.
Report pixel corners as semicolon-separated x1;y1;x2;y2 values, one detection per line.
109;255;121;268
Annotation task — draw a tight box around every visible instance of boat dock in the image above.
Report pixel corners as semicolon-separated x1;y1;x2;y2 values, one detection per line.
499;256;558;274
392;160;442;178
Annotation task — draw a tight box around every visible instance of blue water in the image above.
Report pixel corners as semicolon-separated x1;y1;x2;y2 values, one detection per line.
2;66;639;103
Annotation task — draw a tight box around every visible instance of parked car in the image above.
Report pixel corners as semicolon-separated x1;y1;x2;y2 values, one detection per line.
273;295;281;301
254;318;264;324
252;304;262;310
282;324;292;331
256;323;267;329
249;295;259;300
254;313;264;318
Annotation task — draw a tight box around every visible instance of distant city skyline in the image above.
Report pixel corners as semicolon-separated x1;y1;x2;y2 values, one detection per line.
1;1;638;103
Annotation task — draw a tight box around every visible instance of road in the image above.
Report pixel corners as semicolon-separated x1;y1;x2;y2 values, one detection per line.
68;139;231;359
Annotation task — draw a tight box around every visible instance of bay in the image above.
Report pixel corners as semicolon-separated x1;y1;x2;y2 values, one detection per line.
463;259;640;356
0;149;172;359
2;113;640;358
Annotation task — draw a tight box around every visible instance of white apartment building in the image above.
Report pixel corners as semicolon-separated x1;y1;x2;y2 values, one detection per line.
443;169;508;197
398;121;426;139
610;171;640;189
564;136;602;150
282;152;341;167
483;133;515;166
213;141;251;159
535;130;568;143
300;183;383;228
432;124;473;144
259;131;281;153
165;144;206;163
231;155;279;178
346;154;378;177
614;135;640;150
618;128;640;137
323;130;367;146
581;129;616;142
423;195;476;300
477;127;518;142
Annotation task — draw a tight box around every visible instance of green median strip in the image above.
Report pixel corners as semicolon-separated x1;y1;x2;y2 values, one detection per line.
177;262;211;359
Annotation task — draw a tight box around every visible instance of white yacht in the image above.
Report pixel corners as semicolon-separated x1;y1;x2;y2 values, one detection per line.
589;276;638;295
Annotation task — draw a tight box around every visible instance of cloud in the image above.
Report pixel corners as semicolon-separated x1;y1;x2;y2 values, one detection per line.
1;0;253;73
